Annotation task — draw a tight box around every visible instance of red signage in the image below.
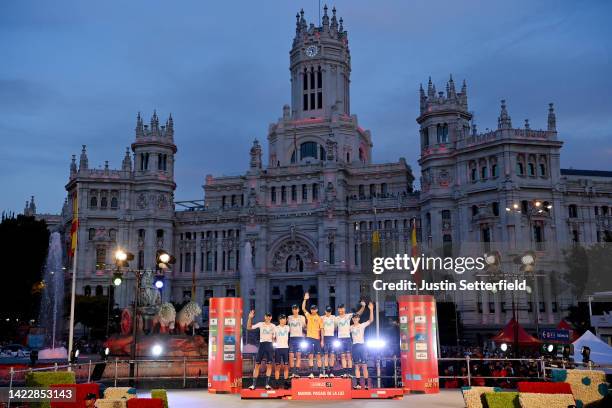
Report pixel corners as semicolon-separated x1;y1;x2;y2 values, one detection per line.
290;378;352;400
398;295;439;394
208;297;243;393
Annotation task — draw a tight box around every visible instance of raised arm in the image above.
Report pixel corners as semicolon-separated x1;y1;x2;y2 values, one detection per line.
247;309;255;330
302;292;310;316
356;300;367;316
367;302;374;325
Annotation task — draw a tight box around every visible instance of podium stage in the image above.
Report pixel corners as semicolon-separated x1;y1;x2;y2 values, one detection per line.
240;378;404;400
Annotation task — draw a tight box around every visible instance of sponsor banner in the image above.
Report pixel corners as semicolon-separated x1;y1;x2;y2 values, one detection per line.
208;297;243;393
291;378;352;400
398;295;439;394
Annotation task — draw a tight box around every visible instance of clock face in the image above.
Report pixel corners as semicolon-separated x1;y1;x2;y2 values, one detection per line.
305;45;319;58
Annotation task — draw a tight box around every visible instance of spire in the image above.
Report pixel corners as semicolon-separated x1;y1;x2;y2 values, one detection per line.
447;74;457;99
29;196;36;214
419;83;427;112
460;79;468;107
330;6;338;31
135;112;144;138
70;154;77;175
166;113;174;139
547;103;556;131
24;200;30;215
322;4;329;29
79;145;88;170
300;9;307;30
122;147;132;171
524;119;530;130
339;17;344;33
296;11;301;34
427;77;434;98
497;99;512;129
150;110;159;136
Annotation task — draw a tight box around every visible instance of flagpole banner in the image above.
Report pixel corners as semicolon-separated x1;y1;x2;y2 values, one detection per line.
208;297;243;393
398;295;439;394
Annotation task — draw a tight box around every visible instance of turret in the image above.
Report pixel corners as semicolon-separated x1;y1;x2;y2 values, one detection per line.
70;154;77;176
497;99;512;129
132;111;177;178
122;147;132;171
289;7;351;119
79;145;88;171
250;139;262;169
547;103;556;131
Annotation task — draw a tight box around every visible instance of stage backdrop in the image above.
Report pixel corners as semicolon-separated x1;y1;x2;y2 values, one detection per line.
398;295;439;394
208;297;243;393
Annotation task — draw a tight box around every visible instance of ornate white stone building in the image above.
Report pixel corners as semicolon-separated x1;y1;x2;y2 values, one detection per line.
34;7;611;338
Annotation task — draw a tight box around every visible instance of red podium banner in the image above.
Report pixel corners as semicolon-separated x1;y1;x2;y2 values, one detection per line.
290;378;352;400
398;295;439;394
208;297;243;393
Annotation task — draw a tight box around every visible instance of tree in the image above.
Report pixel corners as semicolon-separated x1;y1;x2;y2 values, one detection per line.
73;295;112;340
563;231;612;300
0;214;49;339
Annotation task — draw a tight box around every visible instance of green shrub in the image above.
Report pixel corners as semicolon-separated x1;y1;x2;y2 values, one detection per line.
483;392;520;408
151;389;168;408
24;371;76;408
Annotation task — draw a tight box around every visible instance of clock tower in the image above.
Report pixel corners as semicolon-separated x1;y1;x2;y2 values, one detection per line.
290;6;351;120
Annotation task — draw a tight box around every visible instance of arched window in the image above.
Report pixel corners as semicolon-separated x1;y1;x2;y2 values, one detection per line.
95;285;104;296
312;183;319;200
271;187;276;203
528;162;536;176
319;145;326;161
568;204;578;218
84;285;91;296
346;152;350;162
109;229;117;241
88;228;95;240
472;205;479;217
491;163;499;178
359;147;366;162
358;185;365;198
90;196;97;208
100;196;108;208
285;255;304;272
281;186;287;203
539;163;547;177
300;142;318;160
110;196;118;209
329;242;335;264
516;162;524;175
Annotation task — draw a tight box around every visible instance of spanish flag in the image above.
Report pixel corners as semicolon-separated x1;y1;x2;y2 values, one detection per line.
372;229;381;258
69;193;78;258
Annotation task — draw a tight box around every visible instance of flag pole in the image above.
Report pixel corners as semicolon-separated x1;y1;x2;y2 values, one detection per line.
67;185;79;366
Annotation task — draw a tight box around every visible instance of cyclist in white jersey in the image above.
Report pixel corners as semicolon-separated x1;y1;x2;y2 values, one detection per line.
247;310;276;390
287;304;306;378
350;302;374;389
321;306;337;377
273;314;290;388
335;300;366;377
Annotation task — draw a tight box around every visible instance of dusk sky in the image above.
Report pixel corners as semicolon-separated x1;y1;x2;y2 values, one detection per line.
1;0;611;214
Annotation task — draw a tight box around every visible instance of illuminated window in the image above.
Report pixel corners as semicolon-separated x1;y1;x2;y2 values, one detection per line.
300;142;318;160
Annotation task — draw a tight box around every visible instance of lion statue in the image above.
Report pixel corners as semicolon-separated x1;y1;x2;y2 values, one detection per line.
175;301;202;334
152;302;176;334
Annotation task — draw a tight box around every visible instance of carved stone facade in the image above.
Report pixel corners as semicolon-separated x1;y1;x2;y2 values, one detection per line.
35;8;611;337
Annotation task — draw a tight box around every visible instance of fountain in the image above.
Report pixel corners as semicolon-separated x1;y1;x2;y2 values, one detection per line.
38;231;68;359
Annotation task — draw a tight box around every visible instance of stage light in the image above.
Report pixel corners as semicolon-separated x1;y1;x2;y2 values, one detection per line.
104;347;110;356
152;344;163;357
112;272;123;287
299;340;309;350
366;338;386;349
154;275;164;289
521;251;536;266
500;343;508;352
333;340;341;349
525;285;532;294
115;250;127;262
534;201;542;208
546;344;554;353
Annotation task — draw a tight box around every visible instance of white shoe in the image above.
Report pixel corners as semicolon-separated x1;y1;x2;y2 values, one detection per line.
265;385;272;390
308;373;315;379
329;373;335;378
319;373;325;378
248;385;255;390
353;385;361;390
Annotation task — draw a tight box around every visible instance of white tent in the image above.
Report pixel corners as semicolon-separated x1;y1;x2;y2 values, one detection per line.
572;330;612;369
